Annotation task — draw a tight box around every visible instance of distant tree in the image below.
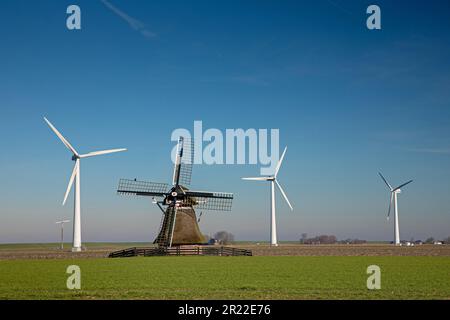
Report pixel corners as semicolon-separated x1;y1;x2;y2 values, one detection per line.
214;231;235;245
304;235;337;245
351;239;367;244
425;237;435;244
442;236;450;244
338;238;367;244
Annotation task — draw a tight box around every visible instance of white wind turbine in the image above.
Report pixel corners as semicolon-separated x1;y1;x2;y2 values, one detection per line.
379;172;413;246
242;147;293;246
44;117;126;252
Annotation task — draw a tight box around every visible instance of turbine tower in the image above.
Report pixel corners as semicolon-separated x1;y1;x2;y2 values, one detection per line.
55;219;70;249
379;172;413;246
242;147;293;246
44;117;126;252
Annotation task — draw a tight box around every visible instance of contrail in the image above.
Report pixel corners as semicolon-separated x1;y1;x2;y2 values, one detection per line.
406;147;450;154
326;0;359;22
100;0;156;39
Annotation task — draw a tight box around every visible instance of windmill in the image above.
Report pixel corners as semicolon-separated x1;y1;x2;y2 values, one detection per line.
44;117;127;252
379;172;413;245
55;219;70;249
117;137;233;248
242;146;293;246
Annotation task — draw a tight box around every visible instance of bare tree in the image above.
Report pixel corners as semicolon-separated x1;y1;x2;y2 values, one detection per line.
214;231;235;245
425;237;435;244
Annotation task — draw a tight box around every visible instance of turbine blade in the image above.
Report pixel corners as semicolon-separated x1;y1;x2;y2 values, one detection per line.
63;159;78;205
387;192;393;220
394;180;413;191
241;177;271;181
274;147;287;177
275;179;293;211
378;172;393;190
56;220;70;224
43;117;79;156
79;148;127;158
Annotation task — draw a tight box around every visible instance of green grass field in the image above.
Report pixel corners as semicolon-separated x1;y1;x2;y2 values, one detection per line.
1;256;449;299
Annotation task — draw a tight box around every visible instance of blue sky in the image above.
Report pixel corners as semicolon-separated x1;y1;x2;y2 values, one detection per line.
1;0;450;243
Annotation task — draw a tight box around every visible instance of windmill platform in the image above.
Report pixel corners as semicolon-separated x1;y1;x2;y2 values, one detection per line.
108;245;252;258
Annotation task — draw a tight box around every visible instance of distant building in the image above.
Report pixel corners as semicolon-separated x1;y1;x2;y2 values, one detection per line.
208;238;219;245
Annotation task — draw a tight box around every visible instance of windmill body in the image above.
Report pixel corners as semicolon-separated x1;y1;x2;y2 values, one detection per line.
117;137;233;248
44;117;126;252
379;172;412;246
242;147;293;246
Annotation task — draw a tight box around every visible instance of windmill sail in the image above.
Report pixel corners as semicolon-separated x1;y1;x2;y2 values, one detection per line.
184;191;234;211
117;179;169;198
172;137;194;186
154;206;177;247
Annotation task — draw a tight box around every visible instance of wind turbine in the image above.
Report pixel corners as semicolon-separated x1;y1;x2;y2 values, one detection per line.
44;117;126;252
55;219;70;250
379;172;413;246
242;147;293;246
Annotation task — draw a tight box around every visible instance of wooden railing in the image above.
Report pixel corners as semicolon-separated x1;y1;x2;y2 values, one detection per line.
108;246;252;258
